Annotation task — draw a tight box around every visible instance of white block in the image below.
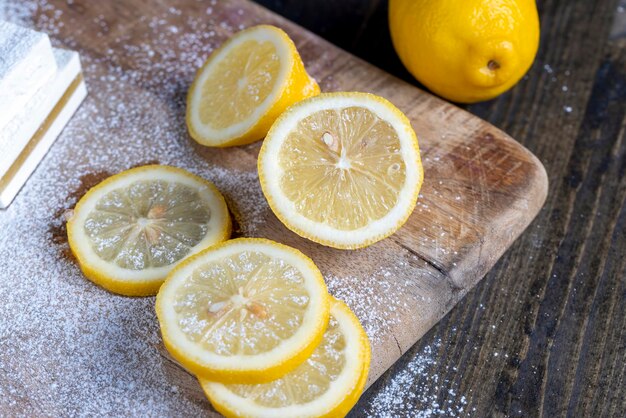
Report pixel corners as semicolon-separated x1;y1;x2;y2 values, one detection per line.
0;48;81;176
0;77;87;208
0;20;57;131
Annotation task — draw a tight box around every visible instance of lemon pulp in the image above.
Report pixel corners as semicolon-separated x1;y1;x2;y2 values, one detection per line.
225;313;346;406
199;39;280;129
84;180;213;270
173;249;312;355
259;92;423;249
279;106;406;230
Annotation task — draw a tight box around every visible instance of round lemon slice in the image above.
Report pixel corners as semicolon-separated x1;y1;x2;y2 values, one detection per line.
67;165;231;296
258;92;424;249
199;298;371;418
156;238;330;383
186;25;320;147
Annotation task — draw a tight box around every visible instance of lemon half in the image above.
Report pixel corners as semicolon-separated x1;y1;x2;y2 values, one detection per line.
259;92;423;249
186;25;320;147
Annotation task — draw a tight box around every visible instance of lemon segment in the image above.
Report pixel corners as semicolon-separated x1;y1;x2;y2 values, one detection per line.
200;298;371;418
156;238;331;383
67;165;231;296
186;25;320;147
259;92;423;249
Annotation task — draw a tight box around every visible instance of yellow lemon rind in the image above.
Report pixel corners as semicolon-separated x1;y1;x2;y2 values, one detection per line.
388;0;539;103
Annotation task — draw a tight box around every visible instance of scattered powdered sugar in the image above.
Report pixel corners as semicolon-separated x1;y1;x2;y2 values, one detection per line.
357;338;470;417
0;0;38;26
327;261;416;343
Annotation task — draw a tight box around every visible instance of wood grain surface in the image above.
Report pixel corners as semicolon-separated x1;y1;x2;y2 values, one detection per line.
251;0;626;416
12;0;551;415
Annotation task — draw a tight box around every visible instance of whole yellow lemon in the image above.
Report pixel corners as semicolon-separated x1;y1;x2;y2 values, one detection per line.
389;0;540;103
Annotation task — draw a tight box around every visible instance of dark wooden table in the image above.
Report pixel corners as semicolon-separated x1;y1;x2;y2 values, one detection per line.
253;0;626;416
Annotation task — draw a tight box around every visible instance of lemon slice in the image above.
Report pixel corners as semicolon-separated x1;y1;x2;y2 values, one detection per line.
258;92;423;249
199;298;371;418
67;165;231;296
186;25;320;147
156;238;330;383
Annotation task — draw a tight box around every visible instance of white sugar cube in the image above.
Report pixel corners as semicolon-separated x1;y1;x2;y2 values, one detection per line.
0;48;82;175
0;48;86;208
0;20;57;131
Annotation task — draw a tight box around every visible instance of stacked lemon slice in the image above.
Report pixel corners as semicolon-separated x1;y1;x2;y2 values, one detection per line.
156;238;330;383
200;297;371;417
156;238;371;417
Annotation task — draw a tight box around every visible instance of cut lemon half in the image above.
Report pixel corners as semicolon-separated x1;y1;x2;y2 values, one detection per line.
66;165;231;296
156;238;330;383
186;25;320;147
200;298;371;418
258;92;423;249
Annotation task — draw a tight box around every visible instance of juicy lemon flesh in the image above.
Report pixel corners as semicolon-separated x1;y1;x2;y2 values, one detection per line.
199;39;280;129
225;313;346;407
279;106;406;230
172;250;311;356
84;180;212;270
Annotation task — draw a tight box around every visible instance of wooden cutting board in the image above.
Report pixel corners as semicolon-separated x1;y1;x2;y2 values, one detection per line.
30;0;547;412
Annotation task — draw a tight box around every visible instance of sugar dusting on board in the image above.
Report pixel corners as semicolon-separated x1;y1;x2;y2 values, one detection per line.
0;0;470;416
327;261;416;342
356;338;470;418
